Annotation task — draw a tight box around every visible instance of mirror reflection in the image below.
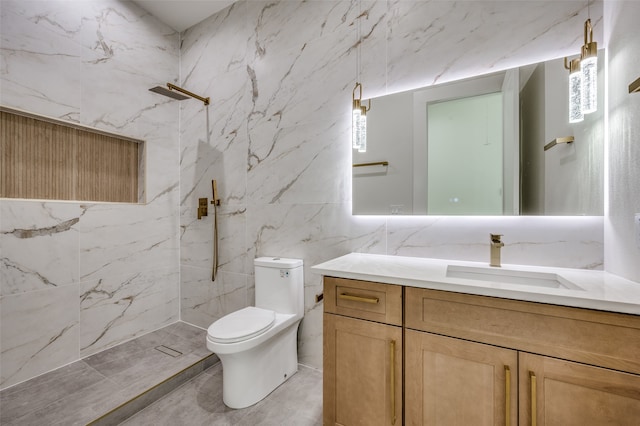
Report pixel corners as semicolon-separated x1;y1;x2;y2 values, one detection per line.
352;52;604;216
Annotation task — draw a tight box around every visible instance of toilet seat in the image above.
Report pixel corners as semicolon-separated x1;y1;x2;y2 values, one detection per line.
207;307;276;344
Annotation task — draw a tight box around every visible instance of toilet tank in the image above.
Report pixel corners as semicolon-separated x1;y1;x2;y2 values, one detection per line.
254;257;304;317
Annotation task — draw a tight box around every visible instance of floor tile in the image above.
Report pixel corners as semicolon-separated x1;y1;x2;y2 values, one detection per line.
120;364;323;425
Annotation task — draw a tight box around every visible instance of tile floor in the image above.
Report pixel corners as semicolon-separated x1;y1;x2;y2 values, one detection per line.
1;321;323;425
121;363;323;426
0;322;215;425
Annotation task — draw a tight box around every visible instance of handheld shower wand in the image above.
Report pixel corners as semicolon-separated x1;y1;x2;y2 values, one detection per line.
211;180;220;281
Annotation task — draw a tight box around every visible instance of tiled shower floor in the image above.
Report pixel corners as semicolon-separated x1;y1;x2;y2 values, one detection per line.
0;321;323;425
0;322;216;425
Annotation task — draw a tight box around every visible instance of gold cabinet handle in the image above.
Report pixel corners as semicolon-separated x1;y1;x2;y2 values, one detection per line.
338;293;380;304
390;340;396;425
505;365;511;426
530;371;537;426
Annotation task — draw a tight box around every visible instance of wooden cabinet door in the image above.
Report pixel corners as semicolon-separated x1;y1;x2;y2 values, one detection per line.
324;313;402;426
519;352;640;426
405;329;517;426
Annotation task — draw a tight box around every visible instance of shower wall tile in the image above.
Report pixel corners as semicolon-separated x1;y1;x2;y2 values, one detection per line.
180;266;248;329
0;284;79;389
0;201;81;296
77;201;178;282
79;267;179;357
180;1;251;80
181;205;247;274
0;0;82;121
79;0;178;69
1;0;180;387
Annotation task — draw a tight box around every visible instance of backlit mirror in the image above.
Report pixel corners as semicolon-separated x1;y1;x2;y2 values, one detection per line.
352;52;604;216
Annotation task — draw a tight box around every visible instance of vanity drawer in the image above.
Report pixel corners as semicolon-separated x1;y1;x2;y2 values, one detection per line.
405;287;640;375
324;277;402;326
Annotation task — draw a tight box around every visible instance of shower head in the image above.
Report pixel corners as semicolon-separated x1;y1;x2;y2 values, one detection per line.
149;85;190;101
149;83;210;105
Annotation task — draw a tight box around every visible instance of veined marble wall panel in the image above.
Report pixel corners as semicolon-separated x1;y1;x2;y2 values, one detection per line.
247;118;352;206
180;265;248;329
375;1;603;97
0;1;82;121
0;201;81;296
387;216;604;270
180;1;251;80
179;0;606;369
182;205;248;274
77;201;178;282
79;267;179;357
0;285;79;389
248;23;356;130
0;0;180;388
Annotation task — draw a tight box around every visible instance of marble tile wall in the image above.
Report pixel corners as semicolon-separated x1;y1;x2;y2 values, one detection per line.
0;0;181;389
179;0;606;369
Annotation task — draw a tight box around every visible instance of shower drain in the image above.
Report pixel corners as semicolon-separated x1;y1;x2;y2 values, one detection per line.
154;345;183;358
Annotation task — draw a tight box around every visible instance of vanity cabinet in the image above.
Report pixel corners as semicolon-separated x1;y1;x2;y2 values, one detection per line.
323;277;403;426
324;276;640;425
405;286;640;426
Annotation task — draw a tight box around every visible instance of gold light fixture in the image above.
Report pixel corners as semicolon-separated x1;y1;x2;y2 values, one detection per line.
352;82;370;152
581;19;598;114
564;15;599;124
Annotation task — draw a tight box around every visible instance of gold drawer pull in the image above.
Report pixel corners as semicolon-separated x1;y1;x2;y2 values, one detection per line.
530;371;537;426
339;293;380;304
390;339;396;425
505;365;511;426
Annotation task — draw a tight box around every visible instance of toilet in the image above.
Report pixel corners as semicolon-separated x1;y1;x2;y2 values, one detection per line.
206;257;304;409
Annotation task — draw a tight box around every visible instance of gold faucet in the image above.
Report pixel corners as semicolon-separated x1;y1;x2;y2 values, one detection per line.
490;234;504;267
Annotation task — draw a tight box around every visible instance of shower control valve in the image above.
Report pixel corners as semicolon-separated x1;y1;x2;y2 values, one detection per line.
197;198;208;220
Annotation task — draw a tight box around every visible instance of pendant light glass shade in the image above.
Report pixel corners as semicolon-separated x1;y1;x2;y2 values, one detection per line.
352;82;370;152
352;99;363;149
565;57;584;123
581;19;598;114
357;106;367;152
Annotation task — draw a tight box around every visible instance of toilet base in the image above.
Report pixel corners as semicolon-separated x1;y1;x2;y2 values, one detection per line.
219;322;300;409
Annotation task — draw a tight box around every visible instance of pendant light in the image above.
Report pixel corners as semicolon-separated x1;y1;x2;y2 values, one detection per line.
565;57;584;123
581;19;598;114
352;82;364;150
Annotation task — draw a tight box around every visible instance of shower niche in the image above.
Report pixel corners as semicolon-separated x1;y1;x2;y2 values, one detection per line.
0;106;145;204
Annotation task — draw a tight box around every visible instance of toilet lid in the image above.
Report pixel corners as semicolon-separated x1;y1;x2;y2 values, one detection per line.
207;307;276;343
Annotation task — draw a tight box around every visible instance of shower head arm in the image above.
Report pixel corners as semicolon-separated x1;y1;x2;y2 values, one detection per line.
167;83;210;106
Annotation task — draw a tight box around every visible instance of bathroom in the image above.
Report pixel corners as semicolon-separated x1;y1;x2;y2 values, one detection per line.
1;0;639;424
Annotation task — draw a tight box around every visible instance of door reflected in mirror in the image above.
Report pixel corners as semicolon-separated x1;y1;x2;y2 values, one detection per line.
352;51;604;216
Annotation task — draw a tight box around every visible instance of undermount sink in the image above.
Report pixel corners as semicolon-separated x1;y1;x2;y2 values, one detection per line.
446;265;583;290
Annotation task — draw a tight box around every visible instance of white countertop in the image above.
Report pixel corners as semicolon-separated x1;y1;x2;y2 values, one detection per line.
311;253;640;315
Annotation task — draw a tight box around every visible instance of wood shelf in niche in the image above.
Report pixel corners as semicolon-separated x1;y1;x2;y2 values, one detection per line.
1;106;144;203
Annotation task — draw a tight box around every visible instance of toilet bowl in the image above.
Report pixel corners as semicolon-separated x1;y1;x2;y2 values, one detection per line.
206;257;304;409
